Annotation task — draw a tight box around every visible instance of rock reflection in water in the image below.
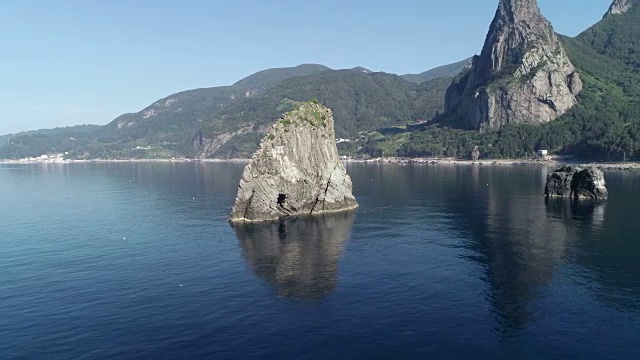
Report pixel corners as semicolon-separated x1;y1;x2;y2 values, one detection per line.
544;198;607;229
233;211;356;300
462;167;606;330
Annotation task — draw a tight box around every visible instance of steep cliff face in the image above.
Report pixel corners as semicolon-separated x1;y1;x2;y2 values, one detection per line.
605;0;633;17
229;102;358;222
443;0;582;131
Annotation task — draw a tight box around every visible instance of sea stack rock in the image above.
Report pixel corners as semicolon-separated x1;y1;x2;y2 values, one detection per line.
605;0;633;17
229;102;358;222
443;0;582;131
545;166;608;200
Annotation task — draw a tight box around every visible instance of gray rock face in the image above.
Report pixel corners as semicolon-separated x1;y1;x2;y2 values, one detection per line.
605;0;633;17
444;0;582;131
229;102;358;222
545;166;608;200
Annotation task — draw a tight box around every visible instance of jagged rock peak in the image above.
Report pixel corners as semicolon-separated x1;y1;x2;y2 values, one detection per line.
229;102;358;222
495;0;545;23
605;0;633;17
442;0;582;131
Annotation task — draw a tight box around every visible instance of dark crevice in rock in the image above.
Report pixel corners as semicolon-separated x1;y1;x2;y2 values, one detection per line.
309;195;321;214
243;190;256;220
277;193;287;206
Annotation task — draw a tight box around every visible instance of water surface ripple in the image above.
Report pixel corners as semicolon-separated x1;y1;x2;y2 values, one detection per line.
1;162;639;358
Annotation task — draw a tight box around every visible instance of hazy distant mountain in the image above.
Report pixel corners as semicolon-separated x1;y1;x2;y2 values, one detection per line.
232;64;332;95
401;58;470;84
0;125;102;159
0;61;456;159
0;134;11;146
349;66;373;73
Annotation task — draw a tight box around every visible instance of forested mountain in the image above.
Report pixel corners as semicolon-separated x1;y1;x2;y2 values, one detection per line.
580;0;639;69
232;64;331;92
401;59;470;84
196;71;452;158
0;63;458;159
0;134;11;146
1;0;638;161
0;125;102;159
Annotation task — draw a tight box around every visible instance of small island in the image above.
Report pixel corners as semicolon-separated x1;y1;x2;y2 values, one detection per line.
545;166;608;200
229;102;358;222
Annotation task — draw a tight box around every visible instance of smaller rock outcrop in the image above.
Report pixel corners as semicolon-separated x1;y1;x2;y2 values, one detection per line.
229;102;358;222
545;166;608;200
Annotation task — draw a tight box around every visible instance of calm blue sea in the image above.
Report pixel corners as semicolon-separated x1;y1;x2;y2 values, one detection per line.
1;162;639;359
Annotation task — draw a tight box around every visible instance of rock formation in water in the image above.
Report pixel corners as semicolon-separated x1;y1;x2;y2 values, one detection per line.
545;166;608;200
229;102;358;222
442;0;582;131
605;0;633;17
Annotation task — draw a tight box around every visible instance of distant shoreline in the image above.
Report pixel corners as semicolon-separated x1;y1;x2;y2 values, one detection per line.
0;158;251;165
342;157;640;171
1;157;639;171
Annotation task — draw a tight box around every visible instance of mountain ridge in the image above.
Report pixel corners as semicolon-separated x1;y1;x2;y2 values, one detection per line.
401;58;471;84
604;0;634;17
0;61;460;159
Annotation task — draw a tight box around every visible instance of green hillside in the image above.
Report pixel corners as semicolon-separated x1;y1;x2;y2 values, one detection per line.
205;70;447;136
401;58;470;84
2;2;637;161
0;65;331;159
0;125;102;159
0;64;454;159
371;6;640;161
194;70;452;158
578;2;640;69
232;64;331;92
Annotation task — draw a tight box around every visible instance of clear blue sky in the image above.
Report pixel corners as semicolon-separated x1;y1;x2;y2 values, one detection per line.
0;0;612;134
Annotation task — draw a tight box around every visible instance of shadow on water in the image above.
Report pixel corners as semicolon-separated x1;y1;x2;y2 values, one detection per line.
544;173;640;312
445;166;640;332
232;211;356;301
384;165;625;333
570;172;640;311
544;197;607;226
